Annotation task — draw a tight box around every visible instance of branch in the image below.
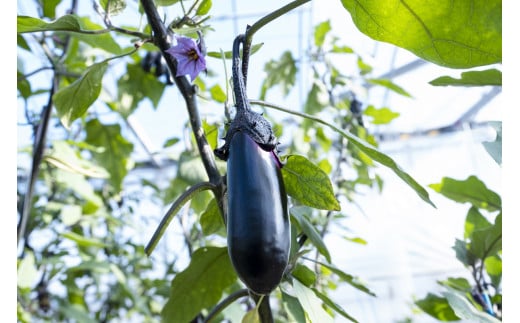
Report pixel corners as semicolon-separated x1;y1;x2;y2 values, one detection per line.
145;181;216;256
139;0;221;185
204;289;250;323
17;78;57;247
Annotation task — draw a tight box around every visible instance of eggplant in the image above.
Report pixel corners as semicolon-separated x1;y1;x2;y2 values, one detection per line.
226;131;290;295
214;34;290;295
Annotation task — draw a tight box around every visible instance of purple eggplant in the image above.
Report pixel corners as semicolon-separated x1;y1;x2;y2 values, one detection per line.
214;34;290;294
226;131;289;295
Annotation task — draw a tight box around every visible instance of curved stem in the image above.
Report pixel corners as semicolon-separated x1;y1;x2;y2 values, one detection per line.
244;0;311;49
252;293;273;323
145;181;216;256
204;289;249;323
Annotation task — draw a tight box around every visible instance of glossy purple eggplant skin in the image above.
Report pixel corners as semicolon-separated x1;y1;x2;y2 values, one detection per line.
226;131;290;295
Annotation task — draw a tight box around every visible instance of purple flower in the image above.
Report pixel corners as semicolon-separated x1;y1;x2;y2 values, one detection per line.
165;35;207;81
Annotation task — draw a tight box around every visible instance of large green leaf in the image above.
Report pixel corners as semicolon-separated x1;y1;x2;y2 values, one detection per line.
415;293;459;321
282;155;341;211
443;289;501;323
430;69;502;86
293;279;334;323
290;206;331;263
161;247;237;323
17;14;82;33
282;291;306;323
17;15;123;54
469;213;501;259
54;61;108;128
64;17;123;54
464;206;491;240
429;176;501;211
85;119;134;193
339;0;501;68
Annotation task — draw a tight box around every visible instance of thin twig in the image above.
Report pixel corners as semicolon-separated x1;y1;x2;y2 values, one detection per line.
204;289;250;323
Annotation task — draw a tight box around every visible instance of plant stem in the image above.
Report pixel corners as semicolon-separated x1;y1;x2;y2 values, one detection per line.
145;181;216;256
139;0;225;229
204;289;249;323
244;0;311;46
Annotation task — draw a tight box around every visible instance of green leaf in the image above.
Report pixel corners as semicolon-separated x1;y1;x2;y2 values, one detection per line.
415;293;459;321
314;20;331;47
282;155;340;211
163;137;180;148
357;56;372;75
117;63;166;116
315;260;376;297
200;198;225;236
209;84;227;103
443;289;501;322
66;16;123;54
202;120;219;150
430;69;502;86
290;206;331;263
363;105;400;125
282;291;306;323
44;140;110;178
241;305;260;323
54;61;108;128
366;78;412;97
154;0;180;6
331;45;354;54
328;124;434;207
61;231;107;248
312;288;359;322
17;14;82;33
60;205;82;226
429;176;501;211
484;255;502;287
293;279;334;323
464;206;491;239
100;0;127;15
17;252;39;289
304;82;329;115
54;170;103;214
42;0;61;19
196;0;212;16
260;51;297;100
469;213;501;259
291;263;317;287
85;119;134;193
207;43;264;59
161;247;237;323
482;121;502;165
452;238;474;267
437;277;472;293
339;0;501;68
